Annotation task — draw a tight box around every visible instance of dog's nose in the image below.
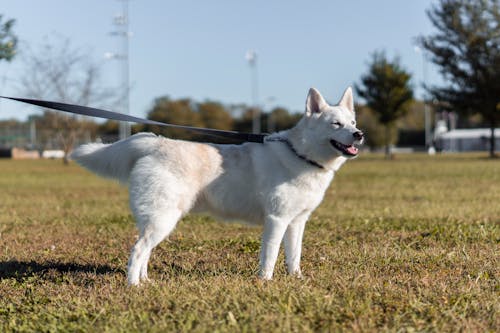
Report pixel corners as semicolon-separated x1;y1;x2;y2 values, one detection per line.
353;131;364;140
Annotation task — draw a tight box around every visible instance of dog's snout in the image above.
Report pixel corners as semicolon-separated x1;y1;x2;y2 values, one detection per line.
353;131;364;140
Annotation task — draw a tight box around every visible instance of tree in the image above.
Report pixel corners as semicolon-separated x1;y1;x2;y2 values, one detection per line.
144;97;301;143
20;36;117;163
198;101;233;130
145;97;204;140
31;112;98;154
355;51;414;158
0;15;17;62
355;101;428;150
265;107;301;133
355;104;396;149
232;107;259;134
419;0;500;158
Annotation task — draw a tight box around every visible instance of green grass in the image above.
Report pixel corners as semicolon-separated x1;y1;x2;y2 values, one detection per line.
0;155;499;332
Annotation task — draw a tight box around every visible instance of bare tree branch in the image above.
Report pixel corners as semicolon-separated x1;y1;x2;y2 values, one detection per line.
19;35;119;163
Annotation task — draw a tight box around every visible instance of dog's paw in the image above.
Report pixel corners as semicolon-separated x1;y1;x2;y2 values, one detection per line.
254;276;272;287
128;277;142;286
287;268;303;279
258;270;274;281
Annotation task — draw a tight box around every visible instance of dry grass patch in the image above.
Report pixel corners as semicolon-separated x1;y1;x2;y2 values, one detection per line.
0;155;498;332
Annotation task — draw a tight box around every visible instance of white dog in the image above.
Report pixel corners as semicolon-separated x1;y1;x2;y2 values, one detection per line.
71;87;363;285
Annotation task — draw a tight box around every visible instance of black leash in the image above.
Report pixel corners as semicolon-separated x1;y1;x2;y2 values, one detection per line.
0;96;267;144
1;96;325;169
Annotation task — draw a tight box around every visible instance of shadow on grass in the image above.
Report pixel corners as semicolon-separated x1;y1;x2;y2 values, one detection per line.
0;260;120;281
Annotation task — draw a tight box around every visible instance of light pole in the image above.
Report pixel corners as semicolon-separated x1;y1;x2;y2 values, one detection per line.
414;46;432;150
246;50;260;133
107;0;131;140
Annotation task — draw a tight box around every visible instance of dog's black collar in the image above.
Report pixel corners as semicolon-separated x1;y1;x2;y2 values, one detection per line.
266;137;325;169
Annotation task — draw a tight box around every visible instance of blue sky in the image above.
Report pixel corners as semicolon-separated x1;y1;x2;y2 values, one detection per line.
0;0;442;120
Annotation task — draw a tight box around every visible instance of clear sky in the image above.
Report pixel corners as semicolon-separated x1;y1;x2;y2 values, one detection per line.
0;0;442;121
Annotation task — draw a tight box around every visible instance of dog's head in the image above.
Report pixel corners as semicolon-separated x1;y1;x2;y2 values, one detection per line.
301;87;364;160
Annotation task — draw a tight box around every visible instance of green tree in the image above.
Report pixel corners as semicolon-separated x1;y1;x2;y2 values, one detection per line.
355;51;414;158
0;15;17;62
145;97;203;140
266;107;301;133
355;104;395;149
355;101;428;150
98;120;143;141
419;0;500;157
198;101;233;130
232;105;300;134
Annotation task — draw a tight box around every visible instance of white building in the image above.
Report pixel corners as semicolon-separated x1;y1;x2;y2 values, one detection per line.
435;128;500;152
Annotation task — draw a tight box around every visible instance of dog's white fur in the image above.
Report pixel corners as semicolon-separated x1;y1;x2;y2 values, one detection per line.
71;87;363;285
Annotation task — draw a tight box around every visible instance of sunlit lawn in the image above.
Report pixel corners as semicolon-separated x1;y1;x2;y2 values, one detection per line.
0;154;498;332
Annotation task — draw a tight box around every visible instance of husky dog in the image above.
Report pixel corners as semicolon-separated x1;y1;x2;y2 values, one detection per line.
71;87;364;285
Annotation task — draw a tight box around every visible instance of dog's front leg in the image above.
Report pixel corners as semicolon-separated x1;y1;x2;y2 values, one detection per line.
259;217;289;280
283;212;309;277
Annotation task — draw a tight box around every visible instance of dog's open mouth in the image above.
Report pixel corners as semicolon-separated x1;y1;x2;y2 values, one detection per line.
330;139;359;157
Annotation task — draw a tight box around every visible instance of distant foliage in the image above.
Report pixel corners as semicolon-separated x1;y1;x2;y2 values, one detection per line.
0;15;16;62
266;107;302;133
31;111;98;151
356;100;428;149
355;104;395;149
142;97;301;142
145;97;203;140
419;0;500;157
144;97;239;142
198;101;234;131
233;106;301;134
356;51;414;157
19;36;118;163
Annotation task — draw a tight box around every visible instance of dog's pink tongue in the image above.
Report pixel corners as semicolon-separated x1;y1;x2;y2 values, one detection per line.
347;146;358;155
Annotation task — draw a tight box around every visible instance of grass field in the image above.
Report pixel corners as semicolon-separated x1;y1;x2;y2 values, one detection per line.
0;154;499;332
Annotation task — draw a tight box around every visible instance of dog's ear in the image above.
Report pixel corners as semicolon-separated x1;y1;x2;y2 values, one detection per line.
306;88;328;116
338;87;354;113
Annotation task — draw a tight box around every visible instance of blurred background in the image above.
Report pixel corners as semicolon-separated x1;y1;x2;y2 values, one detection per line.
0;0;498;161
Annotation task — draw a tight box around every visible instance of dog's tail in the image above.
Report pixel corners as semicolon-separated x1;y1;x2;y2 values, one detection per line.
71;132;159;183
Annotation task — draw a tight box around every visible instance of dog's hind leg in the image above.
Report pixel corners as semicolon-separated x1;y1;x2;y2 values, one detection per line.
127;209;182;286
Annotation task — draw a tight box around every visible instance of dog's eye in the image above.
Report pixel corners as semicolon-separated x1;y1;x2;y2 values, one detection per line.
332;121;343;127
351;120;356;126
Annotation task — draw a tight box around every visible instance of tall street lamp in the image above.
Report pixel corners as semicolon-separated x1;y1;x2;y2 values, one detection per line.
107;0;131;140
246;50;260;133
